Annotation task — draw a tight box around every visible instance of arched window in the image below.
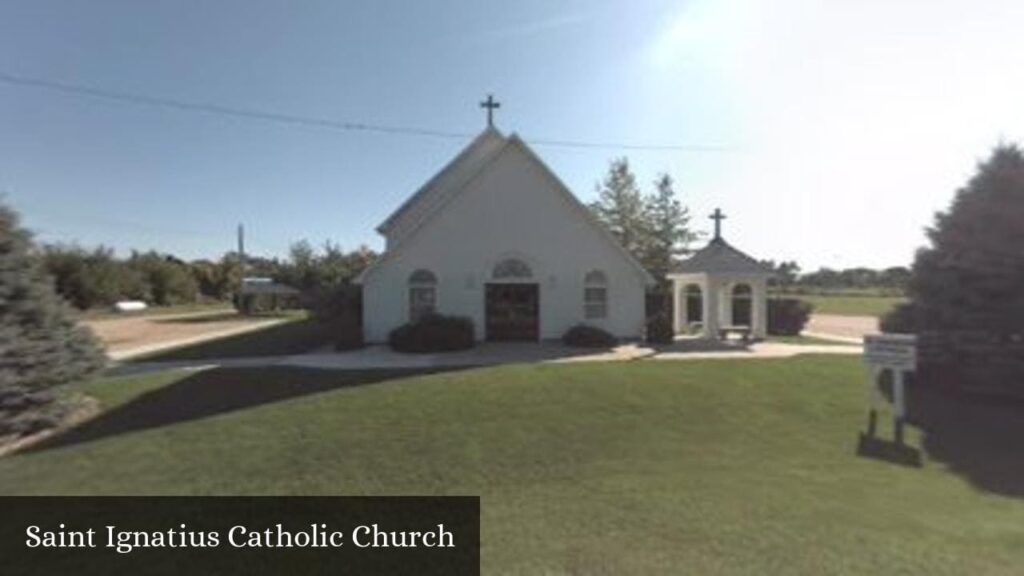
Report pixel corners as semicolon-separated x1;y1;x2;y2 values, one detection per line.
685;284;703;323
492;258;532;280
584;270;608;319
408;269;437;322
731;283;752;326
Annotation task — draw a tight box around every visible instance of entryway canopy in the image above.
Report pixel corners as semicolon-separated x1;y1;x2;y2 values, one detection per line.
667;210;773;340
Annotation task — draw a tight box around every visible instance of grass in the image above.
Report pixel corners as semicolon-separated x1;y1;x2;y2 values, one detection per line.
766;334;850;346
2;358;1023;574
135;312;331;361
795;294;904;317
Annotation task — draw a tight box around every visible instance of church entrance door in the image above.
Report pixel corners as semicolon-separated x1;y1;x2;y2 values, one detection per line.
485;284;539;341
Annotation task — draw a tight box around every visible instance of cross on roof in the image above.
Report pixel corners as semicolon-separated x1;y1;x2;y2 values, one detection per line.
710;208;727;239
480;94;500;128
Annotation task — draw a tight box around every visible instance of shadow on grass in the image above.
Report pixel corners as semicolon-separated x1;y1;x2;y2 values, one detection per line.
151;312;243;324
909;384;1024;498
23;366;465;454
136;319;331;362
645;338;753;354
151;312;299;325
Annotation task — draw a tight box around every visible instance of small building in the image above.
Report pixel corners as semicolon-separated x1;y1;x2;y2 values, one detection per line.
237;277;301;313
667;210;773;340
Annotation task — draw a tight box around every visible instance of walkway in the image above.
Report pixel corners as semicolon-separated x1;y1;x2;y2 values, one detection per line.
114;339;862;375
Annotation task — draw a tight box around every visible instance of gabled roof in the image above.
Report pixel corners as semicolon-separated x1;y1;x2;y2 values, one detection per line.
671;237;772;275
376;127;507;235
358;130;655;286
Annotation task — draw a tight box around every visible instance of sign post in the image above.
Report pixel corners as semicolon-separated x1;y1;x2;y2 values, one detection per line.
862;334;917;448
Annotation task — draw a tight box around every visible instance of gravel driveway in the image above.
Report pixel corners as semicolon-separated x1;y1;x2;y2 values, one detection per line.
84;310;286;360
805;314;880;341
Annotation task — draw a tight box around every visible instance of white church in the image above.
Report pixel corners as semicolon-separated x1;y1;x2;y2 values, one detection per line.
358;100;771;343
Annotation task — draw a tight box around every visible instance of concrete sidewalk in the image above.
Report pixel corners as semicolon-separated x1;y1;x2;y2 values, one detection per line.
112;339;862;376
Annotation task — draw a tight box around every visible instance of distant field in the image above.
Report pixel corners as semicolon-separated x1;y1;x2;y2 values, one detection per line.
772;291;904;318
797;294;904;317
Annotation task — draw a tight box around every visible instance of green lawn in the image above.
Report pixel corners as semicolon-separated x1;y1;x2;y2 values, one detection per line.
766;334;850;346
796;294;905;317
2;358;1022;574
136;312;332;361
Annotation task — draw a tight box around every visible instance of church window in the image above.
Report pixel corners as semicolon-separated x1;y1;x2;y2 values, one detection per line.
408;269;437;321
584;270;608;319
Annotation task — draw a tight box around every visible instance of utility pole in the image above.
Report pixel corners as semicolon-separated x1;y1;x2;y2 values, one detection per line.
237;224;246;279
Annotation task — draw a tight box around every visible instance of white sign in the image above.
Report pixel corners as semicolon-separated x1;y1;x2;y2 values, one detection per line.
864;334;916;371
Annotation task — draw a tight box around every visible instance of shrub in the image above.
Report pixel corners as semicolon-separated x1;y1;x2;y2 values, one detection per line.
333;317;364;351
307;284;363;350
880;302;921;334
767;298;813;336
562;324;618;348
1;203;106;436
646;312;674;344
388;314;475;353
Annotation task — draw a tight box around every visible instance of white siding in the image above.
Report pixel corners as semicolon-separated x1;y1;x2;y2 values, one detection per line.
363;142;648;342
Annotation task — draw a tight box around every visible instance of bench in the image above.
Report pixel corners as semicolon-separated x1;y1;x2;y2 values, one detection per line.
718;325;752;342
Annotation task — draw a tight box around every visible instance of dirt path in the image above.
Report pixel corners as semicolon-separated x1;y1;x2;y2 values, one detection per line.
85;310;287;361
805;314;879;342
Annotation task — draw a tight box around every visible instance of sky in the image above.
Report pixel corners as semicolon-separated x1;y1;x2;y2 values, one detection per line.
2;0;1022;271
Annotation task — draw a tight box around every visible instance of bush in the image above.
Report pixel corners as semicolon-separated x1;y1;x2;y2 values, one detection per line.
767;298;813;336
646;312;674;344
388;314;475;353
562;324;618;348
880;302;921;334
1;203;106;436
333;317;364;351
306;284;363;350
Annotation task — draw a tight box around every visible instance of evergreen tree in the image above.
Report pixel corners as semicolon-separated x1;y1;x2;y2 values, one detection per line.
0;203;105;435
902;144;1024;333
643;174;695;284
589;158;648;256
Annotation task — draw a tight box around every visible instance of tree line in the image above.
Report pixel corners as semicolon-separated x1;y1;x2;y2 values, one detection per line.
761;261;911;293
38;241;378;311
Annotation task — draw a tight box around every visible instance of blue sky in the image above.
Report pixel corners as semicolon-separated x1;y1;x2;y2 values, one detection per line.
2;0;1022;270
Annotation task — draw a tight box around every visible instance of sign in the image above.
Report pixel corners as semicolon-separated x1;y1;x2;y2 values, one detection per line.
862;333;918;449
864;334;916;371
0;497;480;576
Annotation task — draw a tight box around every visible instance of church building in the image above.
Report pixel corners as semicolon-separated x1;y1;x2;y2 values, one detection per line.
357;109;655;343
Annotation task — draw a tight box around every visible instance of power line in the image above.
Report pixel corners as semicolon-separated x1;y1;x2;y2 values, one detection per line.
0;71;470;140
0;71;734;153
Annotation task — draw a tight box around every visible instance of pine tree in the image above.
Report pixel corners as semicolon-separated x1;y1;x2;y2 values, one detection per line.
643;174;696;285
0;202;105;435
589;158;648;256
905;144;1024;333
884;144;1024;391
